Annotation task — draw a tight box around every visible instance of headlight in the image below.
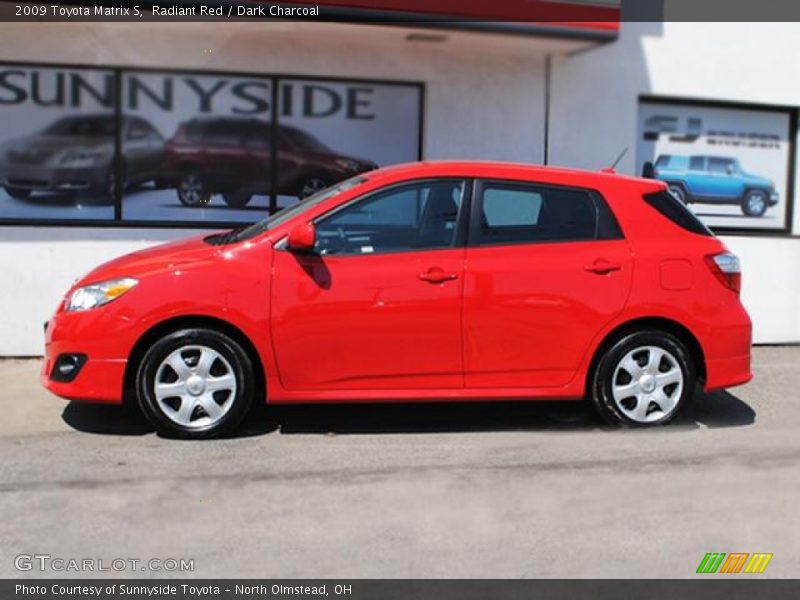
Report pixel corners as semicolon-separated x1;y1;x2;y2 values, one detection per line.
60;149;105;168
334;158;360;172
66;278;138;312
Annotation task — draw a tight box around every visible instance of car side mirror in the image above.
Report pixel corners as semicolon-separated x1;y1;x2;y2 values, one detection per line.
726;164;736;175
287;222;316;253
641;161;655;179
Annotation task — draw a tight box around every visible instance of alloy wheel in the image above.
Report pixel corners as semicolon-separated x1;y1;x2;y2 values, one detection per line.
153;345;237;429
610;345;684;424
179;174;209;206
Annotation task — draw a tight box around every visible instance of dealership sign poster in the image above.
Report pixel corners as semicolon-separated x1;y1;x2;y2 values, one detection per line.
0;64;422;226
637;100;792;232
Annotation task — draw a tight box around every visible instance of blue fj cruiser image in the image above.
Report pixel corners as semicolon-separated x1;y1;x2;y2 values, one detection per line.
653;154;779;217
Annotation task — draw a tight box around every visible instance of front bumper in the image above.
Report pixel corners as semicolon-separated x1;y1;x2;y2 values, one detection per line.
2;163;106;192
41;311;131;404
769;191;779;206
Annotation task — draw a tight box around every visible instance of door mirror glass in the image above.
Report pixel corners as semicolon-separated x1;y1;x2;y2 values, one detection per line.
726;163;736;175
287;222;316;252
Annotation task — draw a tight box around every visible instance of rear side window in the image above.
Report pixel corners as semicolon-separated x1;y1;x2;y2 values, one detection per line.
475;181;616;245
689;156;705;171
644;191;713;236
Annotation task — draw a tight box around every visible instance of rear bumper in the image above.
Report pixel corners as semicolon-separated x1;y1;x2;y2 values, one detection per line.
704;353;752;392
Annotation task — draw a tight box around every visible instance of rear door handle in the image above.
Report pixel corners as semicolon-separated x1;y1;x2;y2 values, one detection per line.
419;267;458;284
585;259;622;275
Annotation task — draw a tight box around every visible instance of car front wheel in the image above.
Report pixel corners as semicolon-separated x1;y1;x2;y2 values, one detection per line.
742;189;768;217
136;328;254;438
589;331;695;427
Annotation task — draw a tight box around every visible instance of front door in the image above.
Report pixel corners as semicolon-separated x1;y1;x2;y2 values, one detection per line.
271;179;468;391
463;179;633;388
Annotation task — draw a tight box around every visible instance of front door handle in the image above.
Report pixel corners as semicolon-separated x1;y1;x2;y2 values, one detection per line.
419;267;458;284
585;259;622;275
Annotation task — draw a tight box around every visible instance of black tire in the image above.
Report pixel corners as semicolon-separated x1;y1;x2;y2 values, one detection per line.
5;186;30;200
667;182;688;205
222;191;252;208
589;330;695;427
741;189;769;217
177;169;211;207
135;328;254;439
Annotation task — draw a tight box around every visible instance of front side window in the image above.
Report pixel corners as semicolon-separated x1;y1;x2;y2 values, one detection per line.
314;180;465;255
476;182;597;245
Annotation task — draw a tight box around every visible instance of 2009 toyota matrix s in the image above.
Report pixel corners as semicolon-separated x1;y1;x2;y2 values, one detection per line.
42;161;752;438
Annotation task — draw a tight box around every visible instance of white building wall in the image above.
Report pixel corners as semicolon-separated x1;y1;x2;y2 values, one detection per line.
550;21;800;343
2;21;798;353
0;22;548;355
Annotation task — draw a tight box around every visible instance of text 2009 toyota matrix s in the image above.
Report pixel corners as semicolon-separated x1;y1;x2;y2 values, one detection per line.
42;161;752;438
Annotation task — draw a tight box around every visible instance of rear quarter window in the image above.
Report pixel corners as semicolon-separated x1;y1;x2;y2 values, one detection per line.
643;191;713;236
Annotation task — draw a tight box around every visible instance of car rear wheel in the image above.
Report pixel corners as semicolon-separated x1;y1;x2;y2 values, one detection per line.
299;176;328;199
742;189;768;217
667;183;688;205
222;191;252;208
589;331;695;427
5;186;31;200
136;328;254;438
177;170;211;207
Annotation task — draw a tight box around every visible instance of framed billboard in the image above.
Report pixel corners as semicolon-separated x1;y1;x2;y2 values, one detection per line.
637;96;796;234
0;62;424;228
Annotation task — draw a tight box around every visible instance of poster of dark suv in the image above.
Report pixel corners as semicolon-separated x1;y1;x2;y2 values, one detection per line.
636;98;793;233
121;71;420;224
0;66;116;221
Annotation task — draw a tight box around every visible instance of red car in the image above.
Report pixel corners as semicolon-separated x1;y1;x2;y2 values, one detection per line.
42;161;752;438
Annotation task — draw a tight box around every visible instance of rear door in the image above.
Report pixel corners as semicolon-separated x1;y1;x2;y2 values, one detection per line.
462;180;633;388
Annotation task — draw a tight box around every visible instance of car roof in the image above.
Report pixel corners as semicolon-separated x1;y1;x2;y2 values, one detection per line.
363;160;664;192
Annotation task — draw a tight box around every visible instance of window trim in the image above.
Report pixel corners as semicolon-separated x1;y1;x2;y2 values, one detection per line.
299;177;472;258
468;178;623;249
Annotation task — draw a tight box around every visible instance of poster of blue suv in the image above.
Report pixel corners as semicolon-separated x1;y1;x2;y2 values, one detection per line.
0;64;422;225
637;99;792;232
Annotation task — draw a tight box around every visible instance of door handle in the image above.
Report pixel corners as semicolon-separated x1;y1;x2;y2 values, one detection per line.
585;259;622;275
419;267;458;284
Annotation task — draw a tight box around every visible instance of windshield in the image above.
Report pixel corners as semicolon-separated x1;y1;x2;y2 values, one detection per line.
42;115;115;137
210;176;368;245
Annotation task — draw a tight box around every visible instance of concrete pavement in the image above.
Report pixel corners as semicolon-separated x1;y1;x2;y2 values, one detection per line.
1;347;798;578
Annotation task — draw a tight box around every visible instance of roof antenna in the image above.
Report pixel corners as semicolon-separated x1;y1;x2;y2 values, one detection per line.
602;147;629;173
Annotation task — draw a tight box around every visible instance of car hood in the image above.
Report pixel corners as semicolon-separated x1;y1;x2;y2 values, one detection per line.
77;234;221;286
3;134;112;155
742;171;774;187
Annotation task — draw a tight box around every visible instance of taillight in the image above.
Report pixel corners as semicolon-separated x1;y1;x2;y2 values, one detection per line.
705;252;741;294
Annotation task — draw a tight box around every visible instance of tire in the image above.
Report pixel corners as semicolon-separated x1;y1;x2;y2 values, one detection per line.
5;186;30;200
135;328;254;439
667;183;688;205
222;191;252;208
177;170;211;207
589;330;695;427
741;189;768;217
298;176;328;199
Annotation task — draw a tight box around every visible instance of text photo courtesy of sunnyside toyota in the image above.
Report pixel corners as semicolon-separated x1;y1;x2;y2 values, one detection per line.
0;65;422;224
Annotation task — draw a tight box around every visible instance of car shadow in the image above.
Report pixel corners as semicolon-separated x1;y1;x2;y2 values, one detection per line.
60;387;755;438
